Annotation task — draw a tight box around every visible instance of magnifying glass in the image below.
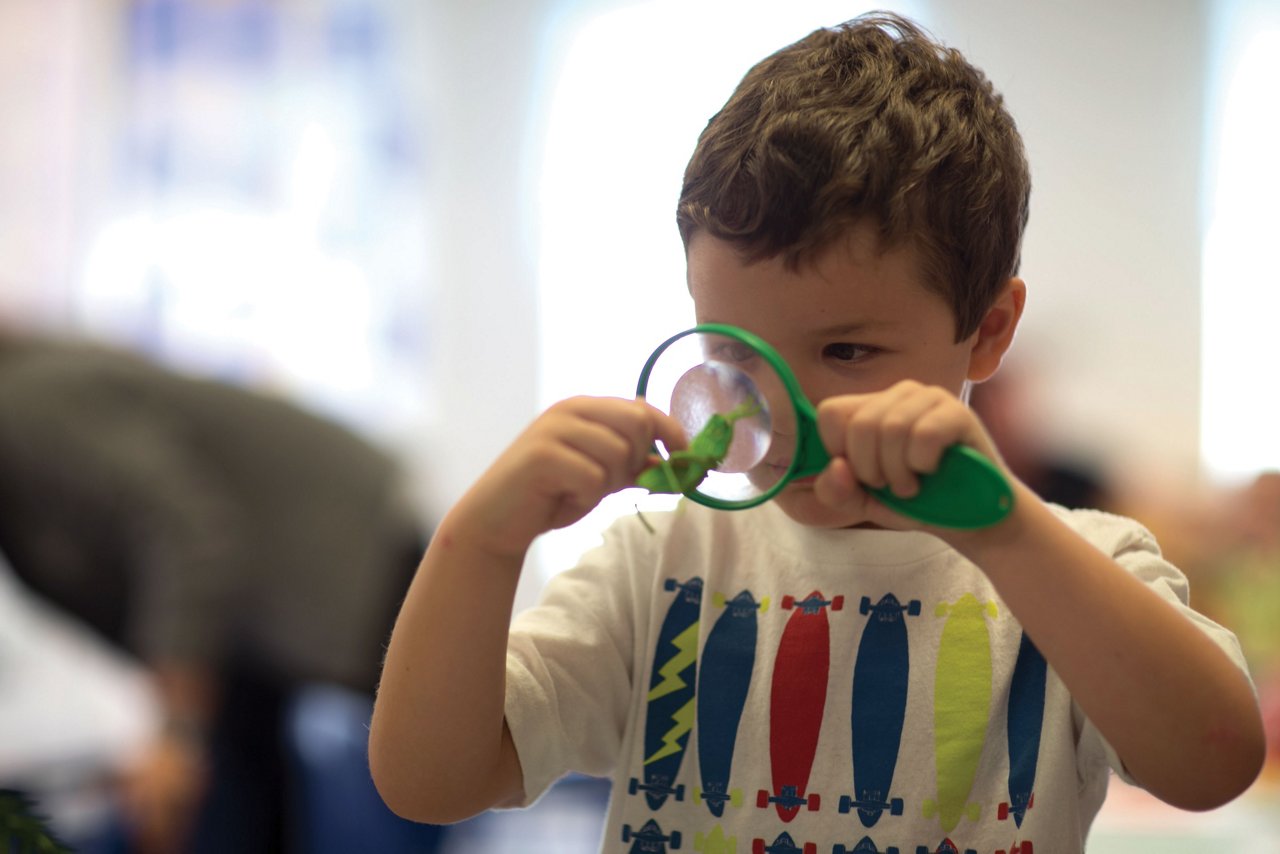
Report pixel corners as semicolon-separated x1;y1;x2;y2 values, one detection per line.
635;323;1014;529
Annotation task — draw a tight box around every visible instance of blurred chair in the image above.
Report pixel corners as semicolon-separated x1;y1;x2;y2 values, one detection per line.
285;684;445;854
0;550;158;853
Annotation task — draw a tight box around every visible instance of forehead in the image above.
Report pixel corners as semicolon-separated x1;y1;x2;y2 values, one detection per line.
686;224;950;337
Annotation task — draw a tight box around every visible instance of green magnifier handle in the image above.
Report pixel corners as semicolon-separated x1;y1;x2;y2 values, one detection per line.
779;363;1015;530
873;445;1013;528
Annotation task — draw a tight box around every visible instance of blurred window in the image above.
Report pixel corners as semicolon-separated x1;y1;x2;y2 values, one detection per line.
1202;0;1280;480
78;0;431;438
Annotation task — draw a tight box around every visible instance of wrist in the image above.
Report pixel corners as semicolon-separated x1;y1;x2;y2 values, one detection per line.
939;479;1048;569
438;497;538;566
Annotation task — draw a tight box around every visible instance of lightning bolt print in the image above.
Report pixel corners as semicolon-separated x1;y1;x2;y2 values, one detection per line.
649;622;700;702
635;576;702;810
647;692;696;765
647;622;699;764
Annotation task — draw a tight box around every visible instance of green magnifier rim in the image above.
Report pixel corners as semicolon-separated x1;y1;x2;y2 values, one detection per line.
636;323;1015;528
635;323;824;511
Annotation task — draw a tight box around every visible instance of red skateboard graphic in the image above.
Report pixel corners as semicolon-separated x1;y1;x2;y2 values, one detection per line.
762;590;840;821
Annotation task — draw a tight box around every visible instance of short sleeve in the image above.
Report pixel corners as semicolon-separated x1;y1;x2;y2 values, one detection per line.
504;526;651;805
1066;510;1252;784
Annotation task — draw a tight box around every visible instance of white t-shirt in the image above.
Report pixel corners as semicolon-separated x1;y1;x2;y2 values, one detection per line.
505;500;1248;853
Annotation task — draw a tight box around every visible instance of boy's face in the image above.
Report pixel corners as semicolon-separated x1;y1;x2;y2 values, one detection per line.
687;222;988;529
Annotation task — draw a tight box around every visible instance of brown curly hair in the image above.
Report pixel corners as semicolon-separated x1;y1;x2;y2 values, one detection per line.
676;12;1030;340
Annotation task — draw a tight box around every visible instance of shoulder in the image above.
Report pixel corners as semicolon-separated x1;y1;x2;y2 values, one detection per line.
1047;504;1161;556
1048;504;1194;604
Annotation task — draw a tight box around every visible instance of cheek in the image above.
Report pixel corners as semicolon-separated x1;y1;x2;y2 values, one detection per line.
796;370;895;405
889;345;974;396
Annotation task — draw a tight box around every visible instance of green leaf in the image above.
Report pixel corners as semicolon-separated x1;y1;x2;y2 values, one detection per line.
0;790;72;854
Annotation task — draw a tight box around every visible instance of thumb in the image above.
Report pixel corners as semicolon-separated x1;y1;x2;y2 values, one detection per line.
813;456;859;508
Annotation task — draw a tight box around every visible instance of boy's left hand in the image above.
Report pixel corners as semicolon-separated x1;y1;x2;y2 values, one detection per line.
811;379;1004;529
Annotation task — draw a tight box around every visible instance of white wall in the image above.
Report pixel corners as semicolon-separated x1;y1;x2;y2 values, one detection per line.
0;0;119;322
399;0;559;519
928;0;1209;491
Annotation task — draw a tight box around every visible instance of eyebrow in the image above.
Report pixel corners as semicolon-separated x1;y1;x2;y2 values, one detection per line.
810;320;902;336
694;319;902;336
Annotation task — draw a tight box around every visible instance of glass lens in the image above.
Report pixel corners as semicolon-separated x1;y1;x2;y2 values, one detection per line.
641;331;798;505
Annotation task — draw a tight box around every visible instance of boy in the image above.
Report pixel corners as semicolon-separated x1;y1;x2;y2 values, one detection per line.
370;13;1263;852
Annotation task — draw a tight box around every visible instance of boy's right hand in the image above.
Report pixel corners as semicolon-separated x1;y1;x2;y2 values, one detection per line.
447;396;687;561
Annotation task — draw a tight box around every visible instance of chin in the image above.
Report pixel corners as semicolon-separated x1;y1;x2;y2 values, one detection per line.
773;489;868;529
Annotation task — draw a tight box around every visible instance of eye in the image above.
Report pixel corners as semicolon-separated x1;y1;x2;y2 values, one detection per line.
709;341;758;364
823;342;877;363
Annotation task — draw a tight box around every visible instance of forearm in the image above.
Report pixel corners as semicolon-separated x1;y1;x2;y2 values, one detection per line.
949;484;1265;809
369;396;684;821
369;510;526;823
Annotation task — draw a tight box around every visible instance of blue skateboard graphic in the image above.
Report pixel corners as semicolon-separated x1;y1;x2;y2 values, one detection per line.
914;840;976;854
696;590;766;816
843;594;919;828
751;831;816;854
999;632;1046;827
629;776;685;802
634;577;702;811
834;838;901;854
623;819;683;852
756;784;820;815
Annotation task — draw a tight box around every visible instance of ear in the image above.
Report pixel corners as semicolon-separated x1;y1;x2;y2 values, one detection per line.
966;277;1026;383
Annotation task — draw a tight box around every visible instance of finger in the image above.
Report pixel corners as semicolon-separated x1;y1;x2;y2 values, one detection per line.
842;384;920;490
813;455;859;507
902;398;963;476
633;398;689;454
557;419;645;493
815;393;871;459
877;387;952;498
561;397;688;475
526;436;615;503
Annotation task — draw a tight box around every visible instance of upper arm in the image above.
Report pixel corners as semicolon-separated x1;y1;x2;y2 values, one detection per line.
492;718;528;809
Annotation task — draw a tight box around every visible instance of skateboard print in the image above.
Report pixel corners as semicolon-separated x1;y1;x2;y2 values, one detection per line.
834;837;901;854
995;843;1033;854
924;594;997;834
999;632;1046;828
843;593;920;828
634;576;703;811
750;831;816;854
762;590;841;821
696;589;767;816
914;840;976;854
623;818;683;853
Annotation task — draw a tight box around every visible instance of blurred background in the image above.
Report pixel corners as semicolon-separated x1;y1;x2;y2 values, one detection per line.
0;0;1276;851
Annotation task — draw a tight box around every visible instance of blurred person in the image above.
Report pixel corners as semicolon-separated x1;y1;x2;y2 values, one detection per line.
1200;472;1280;773
969;366;1116;511
0;327;439;854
